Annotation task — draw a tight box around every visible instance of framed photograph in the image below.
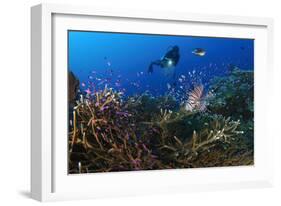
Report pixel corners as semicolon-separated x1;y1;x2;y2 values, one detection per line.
31;3;274;201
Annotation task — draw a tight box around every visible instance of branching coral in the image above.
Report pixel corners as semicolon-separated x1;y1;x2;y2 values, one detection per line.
69;86;160;173
146;112;247;168
191;116;242;153
68;73;254;173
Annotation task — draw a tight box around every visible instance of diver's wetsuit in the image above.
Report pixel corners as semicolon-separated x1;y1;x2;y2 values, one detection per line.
148;46;180;74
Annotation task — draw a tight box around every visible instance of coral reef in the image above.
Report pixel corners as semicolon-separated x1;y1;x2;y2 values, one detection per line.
208;69;254;120
68;68;254;174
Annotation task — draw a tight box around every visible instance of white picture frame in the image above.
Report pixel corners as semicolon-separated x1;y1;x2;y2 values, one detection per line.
31;3;274;202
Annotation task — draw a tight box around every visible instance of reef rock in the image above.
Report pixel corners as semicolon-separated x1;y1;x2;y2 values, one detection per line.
68;71;79;106
208;69;254;121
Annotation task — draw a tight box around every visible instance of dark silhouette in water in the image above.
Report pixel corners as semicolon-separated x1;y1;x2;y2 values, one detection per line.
148;46;180;74
68;71;79;107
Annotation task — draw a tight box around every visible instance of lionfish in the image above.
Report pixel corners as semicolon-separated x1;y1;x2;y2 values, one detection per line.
184;84;207;112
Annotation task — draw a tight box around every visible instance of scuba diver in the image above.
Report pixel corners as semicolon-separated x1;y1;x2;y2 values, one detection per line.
148;46;180;77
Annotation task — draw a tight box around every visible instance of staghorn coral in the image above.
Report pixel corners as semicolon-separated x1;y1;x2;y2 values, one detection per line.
190;116;242;153
148;112;247;168
69;86;160;173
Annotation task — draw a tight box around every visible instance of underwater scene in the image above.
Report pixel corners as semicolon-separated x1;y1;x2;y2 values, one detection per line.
68;30;254;174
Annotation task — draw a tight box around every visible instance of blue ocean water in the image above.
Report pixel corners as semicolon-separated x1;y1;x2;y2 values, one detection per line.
68;31;254;97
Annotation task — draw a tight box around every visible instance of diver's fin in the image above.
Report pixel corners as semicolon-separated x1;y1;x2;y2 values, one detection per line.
148;60;162;73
